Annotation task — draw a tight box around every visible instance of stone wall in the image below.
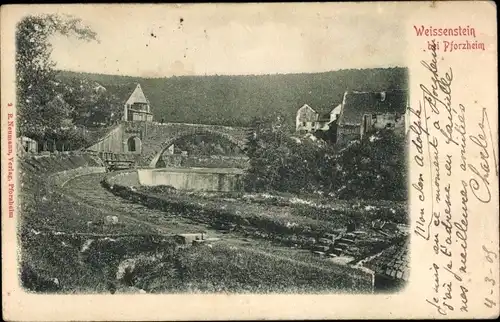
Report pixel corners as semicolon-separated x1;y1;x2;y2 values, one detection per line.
106;170;140;187
158;155;249;169
84;121;251;166
49;167;106;187
87;123;125;153
137;168;244;192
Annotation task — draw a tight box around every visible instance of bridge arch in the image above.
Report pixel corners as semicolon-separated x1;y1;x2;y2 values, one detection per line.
148;129;247;167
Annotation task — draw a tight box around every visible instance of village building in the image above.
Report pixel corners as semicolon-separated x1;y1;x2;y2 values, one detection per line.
295;103;341;134
330;104;342;123
336;90;408;145
122;84;153;122
17;136;38;154
295;104;318;133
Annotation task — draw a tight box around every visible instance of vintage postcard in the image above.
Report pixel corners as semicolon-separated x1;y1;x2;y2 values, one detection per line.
1;2;498;320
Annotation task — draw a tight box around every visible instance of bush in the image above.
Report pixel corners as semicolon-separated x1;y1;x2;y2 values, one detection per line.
118;243;373;293
335;129;407;201
244;120;338;194
244;122;407;202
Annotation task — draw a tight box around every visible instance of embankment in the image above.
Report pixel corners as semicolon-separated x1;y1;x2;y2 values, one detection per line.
19;154;375;294
102;170;406;262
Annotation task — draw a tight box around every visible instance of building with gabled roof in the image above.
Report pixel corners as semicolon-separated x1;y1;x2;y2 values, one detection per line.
295;104;318;133
120;84;153;122
296;103;341;134
336;90;407;145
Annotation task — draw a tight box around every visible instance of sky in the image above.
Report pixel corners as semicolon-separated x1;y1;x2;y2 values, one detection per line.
39;3;410;78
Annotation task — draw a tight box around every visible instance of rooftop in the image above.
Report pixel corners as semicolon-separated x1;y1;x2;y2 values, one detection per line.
104;83;152;106
338;90;408;126
126;84;149;105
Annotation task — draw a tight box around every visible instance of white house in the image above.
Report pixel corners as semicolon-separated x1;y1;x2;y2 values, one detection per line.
296;103;343;134
295;104;319;133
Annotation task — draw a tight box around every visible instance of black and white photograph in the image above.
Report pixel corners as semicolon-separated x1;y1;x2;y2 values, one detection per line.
14;4;411;296
3;4;498;320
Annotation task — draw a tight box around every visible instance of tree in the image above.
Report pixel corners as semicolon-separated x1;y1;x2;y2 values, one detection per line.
56;77;122;127
16;14;98;138
244;115;337;194
335;129;407;201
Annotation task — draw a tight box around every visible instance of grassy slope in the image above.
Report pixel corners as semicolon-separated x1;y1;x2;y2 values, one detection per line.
19;157;374;293
56;68;408;127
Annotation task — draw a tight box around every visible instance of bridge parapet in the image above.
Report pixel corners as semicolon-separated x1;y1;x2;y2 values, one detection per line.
86;121;252;167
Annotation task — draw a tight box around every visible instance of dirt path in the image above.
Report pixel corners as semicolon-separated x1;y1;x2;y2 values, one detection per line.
61;173;286;251
63;173;217;235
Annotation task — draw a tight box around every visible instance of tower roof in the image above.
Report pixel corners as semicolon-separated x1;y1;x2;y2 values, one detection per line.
125;84;149;105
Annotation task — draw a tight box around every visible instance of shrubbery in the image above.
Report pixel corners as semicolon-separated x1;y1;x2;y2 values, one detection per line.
244;121;407;201
244;119;338;194
335;129;407;201
103;173;408;255
155;243;373;293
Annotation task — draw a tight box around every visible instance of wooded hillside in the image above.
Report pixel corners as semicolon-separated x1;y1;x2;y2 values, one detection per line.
57;68;408;127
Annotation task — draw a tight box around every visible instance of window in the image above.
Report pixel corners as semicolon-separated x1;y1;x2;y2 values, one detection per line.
386;123;394;128
302;122;306;126
312;122;316;127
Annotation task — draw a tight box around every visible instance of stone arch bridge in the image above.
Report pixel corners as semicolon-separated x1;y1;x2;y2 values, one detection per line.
87;121;252;167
